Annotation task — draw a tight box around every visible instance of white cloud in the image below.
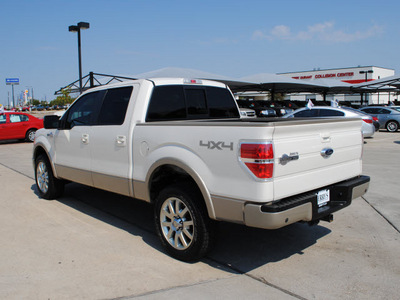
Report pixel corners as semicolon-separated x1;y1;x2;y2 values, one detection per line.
308;22;334;33
252;22;383;43
271;25;291;39
252;30;267;40
252;25;291;41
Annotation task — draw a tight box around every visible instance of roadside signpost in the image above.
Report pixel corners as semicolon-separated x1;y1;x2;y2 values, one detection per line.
6;78;19;85
6;78;19;108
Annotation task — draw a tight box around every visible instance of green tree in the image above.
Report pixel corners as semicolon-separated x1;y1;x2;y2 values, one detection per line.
50;88;75;106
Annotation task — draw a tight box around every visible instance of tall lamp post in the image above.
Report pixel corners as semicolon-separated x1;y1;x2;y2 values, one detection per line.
26;86;34;106
68;22;90;94
359;70;373;106
359;70;373;82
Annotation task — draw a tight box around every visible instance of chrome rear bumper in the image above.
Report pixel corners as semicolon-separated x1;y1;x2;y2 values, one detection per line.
244;175;370;229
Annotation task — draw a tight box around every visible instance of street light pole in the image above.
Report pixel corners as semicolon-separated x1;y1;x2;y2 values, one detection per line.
26;86;34;105
12;85;15;108
359;70;374;106
359;70;373;82
69;22;90;94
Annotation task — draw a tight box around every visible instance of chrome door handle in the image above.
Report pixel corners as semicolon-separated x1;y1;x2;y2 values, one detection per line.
116;135;126;146
81;134;89;144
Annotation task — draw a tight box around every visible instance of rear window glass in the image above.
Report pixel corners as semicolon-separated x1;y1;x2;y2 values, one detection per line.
392;107;400;112
379;108;391;114
186;89;208;116
294;109;318;117
146;85;238;121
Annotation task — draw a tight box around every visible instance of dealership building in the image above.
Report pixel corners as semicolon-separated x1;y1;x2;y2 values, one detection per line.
278;66;396;104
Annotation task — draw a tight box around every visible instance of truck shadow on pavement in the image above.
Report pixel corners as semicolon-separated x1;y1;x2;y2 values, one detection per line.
209;221;330;273
31;182;331;273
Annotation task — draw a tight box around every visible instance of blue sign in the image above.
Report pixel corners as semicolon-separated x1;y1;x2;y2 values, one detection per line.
6;78;19;85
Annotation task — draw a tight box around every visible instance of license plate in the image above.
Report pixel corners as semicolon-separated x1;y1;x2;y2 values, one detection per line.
317;189;330;207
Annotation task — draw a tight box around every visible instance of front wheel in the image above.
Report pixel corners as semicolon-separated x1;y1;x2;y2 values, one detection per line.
386;121;399;132
35;154;64;199
154;183;215;261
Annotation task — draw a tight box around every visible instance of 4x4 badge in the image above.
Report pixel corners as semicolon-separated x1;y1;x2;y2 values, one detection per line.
200;140;234;151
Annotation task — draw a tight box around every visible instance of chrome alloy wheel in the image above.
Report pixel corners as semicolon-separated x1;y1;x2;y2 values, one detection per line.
160;197;194;250
387;121;398;132
36;161;49;194
28;130;36;142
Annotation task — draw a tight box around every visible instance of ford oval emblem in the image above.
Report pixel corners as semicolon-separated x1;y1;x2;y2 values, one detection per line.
321;148;334;158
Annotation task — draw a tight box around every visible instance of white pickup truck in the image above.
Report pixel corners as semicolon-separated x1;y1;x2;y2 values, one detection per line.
33;78;370;261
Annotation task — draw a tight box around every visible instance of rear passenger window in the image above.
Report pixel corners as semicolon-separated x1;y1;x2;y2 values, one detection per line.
146;85;239;122
98;87;133;125
294;109;318;117
146;86;186;121
319;109;344;117
206;86;239;118
10;114;29;122
362;108;377;114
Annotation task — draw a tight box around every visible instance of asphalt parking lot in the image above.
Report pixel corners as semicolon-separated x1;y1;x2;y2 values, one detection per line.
0;131;399;300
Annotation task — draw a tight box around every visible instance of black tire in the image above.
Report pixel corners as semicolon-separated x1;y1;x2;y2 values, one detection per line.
386;121;399;132
25;129;37;142
154;183;215;261
35;154;64;199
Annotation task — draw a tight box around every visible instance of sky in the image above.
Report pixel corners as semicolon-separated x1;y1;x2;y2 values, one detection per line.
1;0;400;106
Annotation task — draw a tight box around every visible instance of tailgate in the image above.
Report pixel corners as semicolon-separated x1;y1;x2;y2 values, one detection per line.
272;118;363;200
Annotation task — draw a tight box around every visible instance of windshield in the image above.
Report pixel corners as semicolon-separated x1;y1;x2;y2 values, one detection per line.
390;106;400;112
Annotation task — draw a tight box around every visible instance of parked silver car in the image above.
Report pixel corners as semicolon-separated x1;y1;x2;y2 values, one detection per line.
283;106;375;137
359;106;400;132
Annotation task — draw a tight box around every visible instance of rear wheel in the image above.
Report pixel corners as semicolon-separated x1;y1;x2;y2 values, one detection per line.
154;183;215;261
35;154;64;199
25;129;37;142
386;121;399;132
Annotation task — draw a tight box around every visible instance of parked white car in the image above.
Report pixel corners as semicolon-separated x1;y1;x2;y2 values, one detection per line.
284;106;375;138
239;108;256;118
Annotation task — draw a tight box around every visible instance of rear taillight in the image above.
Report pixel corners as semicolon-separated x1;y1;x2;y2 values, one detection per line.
372;116;378;122
362;118;373;124
240;143;274;179
241;143;274;160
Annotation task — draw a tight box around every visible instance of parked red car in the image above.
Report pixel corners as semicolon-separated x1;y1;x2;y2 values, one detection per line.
0;112;43;142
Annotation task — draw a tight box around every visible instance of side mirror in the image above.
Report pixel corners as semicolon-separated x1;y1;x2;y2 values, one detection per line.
44;115;60;129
